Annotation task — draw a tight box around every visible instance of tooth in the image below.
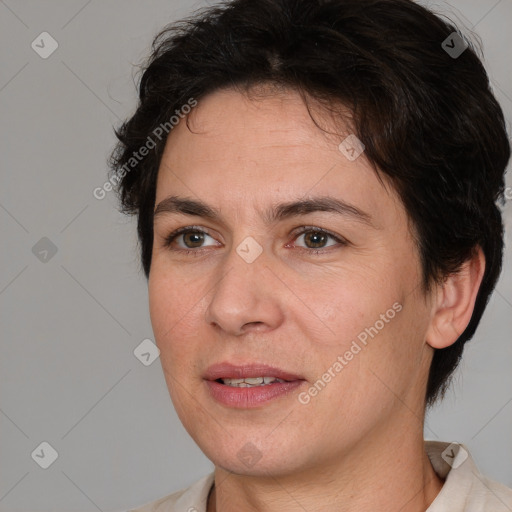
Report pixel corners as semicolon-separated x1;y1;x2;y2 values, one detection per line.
244;377;264;385
219;376;290;387
223;378;244;385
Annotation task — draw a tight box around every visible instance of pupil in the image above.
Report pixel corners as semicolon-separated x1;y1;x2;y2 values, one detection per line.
184;231;204;248
305;231;327;248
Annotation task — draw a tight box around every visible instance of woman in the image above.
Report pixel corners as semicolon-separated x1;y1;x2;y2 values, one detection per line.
108;0;512;510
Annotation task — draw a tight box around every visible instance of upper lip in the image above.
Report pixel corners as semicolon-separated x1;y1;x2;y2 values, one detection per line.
203;362;304;381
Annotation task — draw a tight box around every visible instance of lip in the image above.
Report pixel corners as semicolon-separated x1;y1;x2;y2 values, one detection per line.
203;362;306;408
204;379;305;408
203;362;304;382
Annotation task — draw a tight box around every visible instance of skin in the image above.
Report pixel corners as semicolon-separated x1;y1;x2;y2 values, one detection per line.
148;86;484;512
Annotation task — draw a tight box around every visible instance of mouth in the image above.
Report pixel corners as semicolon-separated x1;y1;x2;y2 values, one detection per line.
203;362;304;384
203;362;306;407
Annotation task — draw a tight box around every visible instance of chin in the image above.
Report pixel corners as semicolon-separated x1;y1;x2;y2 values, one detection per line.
195;431;308;478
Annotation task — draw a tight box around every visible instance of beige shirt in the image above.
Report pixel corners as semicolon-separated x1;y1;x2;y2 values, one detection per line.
129;441;512;511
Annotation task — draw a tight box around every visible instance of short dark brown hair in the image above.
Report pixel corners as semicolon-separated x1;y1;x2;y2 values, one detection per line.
108;0;510;406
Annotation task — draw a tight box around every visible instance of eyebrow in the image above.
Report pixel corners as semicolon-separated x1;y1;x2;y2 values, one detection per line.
153;195;374;227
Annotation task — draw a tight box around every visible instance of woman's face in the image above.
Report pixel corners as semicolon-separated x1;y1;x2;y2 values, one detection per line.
148;87;435;476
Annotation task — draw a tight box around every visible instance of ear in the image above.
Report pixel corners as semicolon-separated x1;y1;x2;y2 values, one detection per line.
426;247;486;349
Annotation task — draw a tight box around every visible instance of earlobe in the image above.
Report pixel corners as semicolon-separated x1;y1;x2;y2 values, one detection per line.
426;247;486;350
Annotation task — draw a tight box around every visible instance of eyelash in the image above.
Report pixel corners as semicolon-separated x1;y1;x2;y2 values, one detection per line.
162;225;348;256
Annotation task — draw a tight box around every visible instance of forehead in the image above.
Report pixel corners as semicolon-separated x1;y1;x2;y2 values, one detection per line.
154;87;401;225
164;86;344;163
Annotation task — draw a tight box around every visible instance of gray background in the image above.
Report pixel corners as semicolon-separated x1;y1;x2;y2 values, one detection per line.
0;0;510;510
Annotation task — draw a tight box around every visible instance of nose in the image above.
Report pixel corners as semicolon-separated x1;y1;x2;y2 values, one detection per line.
205;244;285;337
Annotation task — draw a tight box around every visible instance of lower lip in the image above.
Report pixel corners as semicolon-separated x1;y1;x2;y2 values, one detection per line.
204;380;305;408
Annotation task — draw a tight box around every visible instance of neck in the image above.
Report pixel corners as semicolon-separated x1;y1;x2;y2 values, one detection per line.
207;423;443;512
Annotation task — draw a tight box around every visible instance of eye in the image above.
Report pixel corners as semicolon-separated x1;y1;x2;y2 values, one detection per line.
162;225;347;255
163;227;219;251
291;227;346;251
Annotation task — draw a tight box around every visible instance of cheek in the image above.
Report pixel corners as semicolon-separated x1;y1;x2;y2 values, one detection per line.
149;264;204;331
291;263;421;398
325;293;430;416
290;263;402;349
148;271;203;407
148;268;204;375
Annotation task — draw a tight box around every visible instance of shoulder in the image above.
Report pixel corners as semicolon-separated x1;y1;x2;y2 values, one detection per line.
426;441;512;511
127;472;215;512
474;474;512;507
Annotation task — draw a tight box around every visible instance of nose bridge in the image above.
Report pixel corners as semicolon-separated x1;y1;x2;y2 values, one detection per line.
221;233;268;292
205;238;282;334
